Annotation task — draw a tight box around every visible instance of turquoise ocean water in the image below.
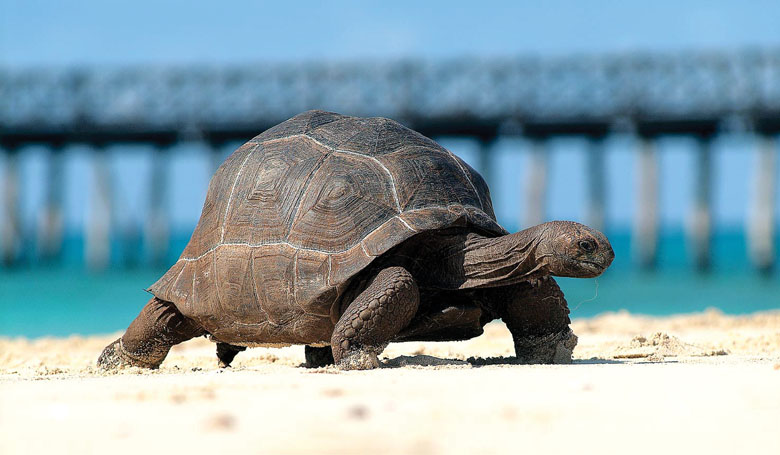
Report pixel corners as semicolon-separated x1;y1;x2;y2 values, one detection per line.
1;230;778;337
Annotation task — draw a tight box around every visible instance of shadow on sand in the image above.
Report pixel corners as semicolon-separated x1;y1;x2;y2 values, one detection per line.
376;354;632;368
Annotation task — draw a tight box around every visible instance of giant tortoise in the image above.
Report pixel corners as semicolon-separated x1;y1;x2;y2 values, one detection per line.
98;110;614;370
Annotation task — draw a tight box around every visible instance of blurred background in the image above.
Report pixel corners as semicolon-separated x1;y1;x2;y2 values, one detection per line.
1;0;779;337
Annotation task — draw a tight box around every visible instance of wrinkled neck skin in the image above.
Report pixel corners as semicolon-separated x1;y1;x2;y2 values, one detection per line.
460;224;552;289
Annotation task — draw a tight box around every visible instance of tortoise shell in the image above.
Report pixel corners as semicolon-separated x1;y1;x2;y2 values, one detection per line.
148;110;507;345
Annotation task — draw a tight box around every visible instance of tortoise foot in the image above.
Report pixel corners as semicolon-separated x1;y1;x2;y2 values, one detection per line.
337;349;380;370
97;338;161;370
514;328;578;364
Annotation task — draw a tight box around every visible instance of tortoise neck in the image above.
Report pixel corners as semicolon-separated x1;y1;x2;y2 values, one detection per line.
458;225;550;289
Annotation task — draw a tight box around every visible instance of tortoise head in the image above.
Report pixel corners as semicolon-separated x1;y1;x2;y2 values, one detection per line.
461;220;614;287
532;221;614;278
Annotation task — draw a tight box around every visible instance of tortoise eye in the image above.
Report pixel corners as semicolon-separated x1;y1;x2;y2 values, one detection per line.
578;240;596;253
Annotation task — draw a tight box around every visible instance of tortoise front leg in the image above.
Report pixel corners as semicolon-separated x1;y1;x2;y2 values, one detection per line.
98;297;205;369
496;277;578;364
331;267;419;370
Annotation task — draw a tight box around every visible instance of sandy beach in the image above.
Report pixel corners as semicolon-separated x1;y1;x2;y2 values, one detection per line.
1;309;779;455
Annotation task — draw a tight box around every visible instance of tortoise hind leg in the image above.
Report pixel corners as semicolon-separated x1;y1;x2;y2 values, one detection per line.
332;267;419;370
98;297;205;369
216;342;247;368
304;345;334;368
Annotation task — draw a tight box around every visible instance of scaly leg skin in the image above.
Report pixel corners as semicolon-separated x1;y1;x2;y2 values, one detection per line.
97;297;205;369
216;342;247;368
304;345;334;368
498;277;578;364
331;267;419;370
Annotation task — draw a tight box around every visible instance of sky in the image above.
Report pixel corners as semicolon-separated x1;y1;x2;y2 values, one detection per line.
1;1;779;233
2;1;780;66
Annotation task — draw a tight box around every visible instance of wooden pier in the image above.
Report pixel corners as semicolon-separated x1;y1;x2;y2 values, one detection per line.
1;51;779;271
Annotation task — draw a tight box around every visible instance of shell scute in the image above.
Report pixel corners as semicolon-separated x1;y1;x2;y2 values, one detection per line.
380;147;482;212
251;110;348;143
293;249;333;317
250;244;298;326
370;119;434;155
222;138;330;245
287;152;398;252
215;247;256;321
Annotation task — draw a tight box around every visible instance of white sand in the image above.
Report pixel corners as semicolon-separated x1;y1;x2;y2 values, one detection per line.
1;309;779;455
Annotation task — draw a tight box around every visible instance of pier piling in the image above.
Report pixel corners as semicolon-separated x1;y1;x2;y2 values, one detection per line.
37;147;65;262
748;135;777;273
1;148;21;266
524;139;548;227
634;137;659;270
689;137;714;272
144;146;170;265
586;137;607;233
85;147;113;270
477;139;493;186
